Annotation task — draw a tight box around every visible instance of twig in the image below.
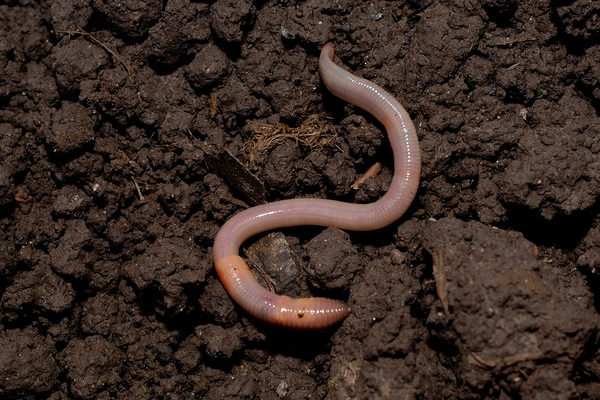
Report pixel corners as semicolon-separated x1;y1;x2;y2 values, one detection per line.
244;249;276;292
132;177;144;201
351;162;382;190
431;248;450;316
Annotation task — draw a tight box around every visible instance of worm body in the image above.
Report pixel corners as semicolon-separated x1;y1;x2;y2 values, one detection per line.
212;43;421;329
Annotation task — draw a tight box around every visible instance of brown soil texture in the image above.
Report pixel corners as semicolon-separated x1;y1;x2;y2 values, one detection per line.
1;1;600;399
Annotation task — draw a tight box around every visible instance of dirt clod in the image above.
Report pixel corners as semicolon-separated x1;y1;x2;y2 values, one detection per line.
0;329;59;396
423;217;599;398
306;227;360;291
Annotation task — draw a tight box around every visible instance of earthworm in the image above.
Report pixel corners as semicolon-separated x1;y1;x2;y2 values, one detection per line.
212;42;421;329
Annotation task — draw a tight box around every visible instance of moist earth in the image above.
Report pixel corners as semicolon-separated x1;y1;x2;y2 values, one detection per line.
1;1;600;399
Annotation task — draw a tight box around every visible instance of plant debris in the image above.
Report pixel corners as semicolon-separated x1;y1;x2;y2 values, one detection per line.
243;113;339;164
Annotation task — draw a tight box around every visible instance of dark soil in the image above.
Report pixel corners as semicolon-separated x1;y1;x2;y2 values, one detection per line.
1;0;600;399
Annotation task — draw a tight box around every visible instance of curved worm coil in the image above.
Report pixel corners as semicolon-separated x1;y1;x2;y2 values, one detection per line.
212;43;421;329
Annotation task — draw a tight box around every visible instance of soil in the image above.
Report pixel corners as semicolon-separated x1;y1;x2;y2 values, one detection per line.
1;0;600;399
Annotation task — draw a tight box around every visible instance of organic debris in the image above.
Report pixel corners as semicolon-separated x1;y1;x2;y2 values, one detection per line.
351;162;382;190
243;113;339;164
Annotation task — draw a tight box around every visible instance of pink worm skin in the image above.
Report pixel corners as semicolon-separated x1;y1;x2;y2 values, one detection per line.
212;43;421;329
